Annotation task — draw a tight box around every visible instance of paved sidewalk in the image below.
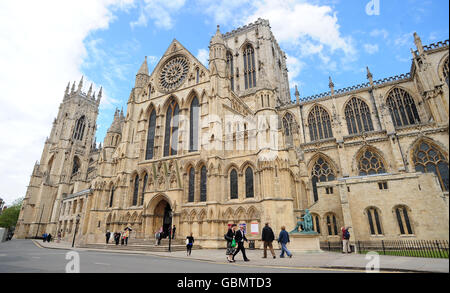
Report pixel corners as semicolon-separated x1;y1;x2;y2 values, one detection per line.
34;240;449;273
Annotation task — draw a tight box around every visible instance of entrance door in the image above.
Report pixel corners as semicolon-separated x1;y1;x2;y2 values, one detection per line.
153;200;172;238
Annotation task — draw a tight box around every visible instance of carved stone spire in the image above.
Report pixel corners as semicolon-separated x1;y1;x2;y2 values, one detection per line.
295;85;300;104
366;66;374;86
329;76;335;95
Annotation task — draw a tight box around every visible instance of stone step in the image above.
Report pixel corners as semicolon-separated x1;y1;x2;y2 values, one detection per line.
79;243;200;252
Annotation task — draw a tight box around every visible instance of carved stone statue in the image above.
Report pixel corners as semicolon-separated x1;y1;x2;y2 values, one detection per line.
290;209;316;234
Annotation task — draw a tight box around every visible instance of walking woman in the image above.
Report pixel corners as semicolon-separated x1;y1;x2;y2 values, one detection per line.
186;233;194;256
224;224;237;263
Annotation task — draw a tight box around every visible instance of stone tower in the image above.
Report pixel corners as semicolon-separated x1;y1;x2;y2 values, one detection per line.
15;77;101;238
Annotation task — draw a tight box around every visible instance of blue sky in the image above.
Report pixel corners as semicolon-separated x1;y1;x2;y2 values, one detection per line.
0;0;448;205
82;0;449;143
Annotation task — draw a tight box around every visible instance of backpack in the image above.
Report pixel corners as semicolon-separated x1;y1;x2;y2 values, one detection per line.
344;230;350;240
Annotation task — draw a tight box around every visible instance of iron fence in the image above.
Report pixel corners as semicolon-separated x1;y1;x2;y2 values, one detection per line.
320;239;449;258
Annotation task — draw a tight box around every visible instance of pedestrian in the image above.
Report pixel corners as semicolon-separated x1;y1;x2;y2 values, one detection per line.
154;231;160;246
341;226;351;254
114;232;120;245
172;225;176;239
46;233;52;243
261;223;276;259
225;224;237;263
105;230;111;244
123;228;129;245
186;233;194;256
277;226;292;258
158;227;163;245
57;231;61;243
232;225;250;262
42;233;47;242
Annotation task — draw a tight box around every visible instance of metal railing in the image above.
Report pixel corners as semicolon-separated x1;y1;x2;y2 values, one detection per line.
320;240;449;258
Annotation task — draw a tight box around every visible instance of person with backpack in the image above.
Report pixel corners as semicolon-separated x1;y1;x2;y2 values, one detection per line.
341;226;351;254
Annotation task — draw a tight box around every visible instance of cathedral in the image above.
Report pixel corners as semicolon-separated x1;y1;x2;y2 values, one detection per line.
15;19;449;248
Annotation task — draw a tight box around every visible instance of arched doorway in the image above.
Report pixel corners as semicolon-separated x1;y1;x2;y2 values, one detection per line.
153;199;172;238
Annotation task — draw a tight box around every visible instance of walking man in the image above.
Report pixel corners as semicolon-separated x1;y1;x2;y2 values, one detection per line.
261;223;276;259
172;225;176;239
105;230;111;244
232;225;250;262
278;226;292;258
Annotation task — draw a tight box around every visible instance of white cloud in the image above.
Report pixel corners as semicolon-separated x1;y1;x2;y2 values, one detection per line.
370;29;389;39
363;43;379;54
196;49;209;67
130;0;186;29
0;0;133;205
286;54;305;89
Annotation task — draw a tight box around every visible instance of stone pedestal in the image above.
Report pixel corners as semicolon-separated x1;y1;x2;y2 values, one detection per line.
288;233;322;253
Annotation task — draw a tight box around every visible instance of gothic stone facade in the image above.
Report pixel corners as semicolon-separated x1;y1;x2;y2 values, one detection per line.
15;19;449;248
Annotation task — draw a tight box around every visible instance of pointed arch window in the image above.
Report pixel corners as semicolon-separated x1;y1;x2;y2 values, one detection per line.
311;157;335;202
345;97;374;135
413;141;449;191
366;207;383;235
164;99;179;157
200;166;207;202
189;96;199;152
386;88;420;127
308;105;333;141
243;44;256;89
245;167;254;198
313;214;321;234
282;113;296;146
188;167;195;203
442;56;449;86
140;173;147;206
73;116;86;140
230;169;238;199
132;175;139;206
395;206;413;235
145;109;156;160
326;213;338;236
358;149;386;176
109;187;115;208
72;156;80;175
227;52;234;91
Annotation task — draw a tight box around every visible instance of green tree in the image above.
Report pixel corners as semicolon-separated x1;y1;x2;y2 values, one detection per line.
0;197;23;229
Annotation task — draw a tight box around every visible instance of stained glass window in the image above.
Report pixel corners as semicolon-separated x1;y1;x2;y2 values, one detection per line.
443;56;449;86
245;167;254;198
132;175;139;206
358;149;386;176
311;157;335;202
141;173;147;206
230;169;238;199
367;207;383;235
243;44;256;89
200;166;207;202
395;206;413;235
189;97;199;152
145;109;156;160
282;113;296;146
345;97;374;135
413;141;449;191
386;88;420;127
308;105;333;141
164;100;179;156
109;187;114;208
326;214;338;236
73;116;86;141
227;52;234;91
188;167;195;202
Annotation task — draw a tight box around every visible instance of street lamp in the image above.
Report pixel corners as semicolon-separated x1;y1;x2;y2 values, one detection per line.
168;211;173;252
71;214;81;248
